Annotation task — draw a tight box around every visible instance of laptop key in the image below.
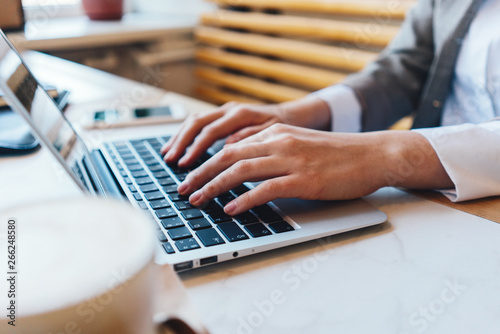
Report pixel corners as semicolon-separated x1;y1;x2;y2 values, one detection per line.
144;191;164;201
181;209;203;220
231;184;250;196
128;185;137;193
153;170;169;179
135;176;153;185
207;211;232;224
168;226;192;240
137;202;148;210
187;218;212;230
200;200;223;213
123;158;139;166
162;242;175;254
140;184;159;193
138;153;154;161
163;185;179;193
146;138;161;146
160;217;185;229
157;177;176;186
157;230;168;242
131;170;148;178
168;192;188;201
133;193;143;201
174;200;194;211
149;199;171;210
135;148;150;155
123;177;133;185
197;228;225;247
269;221;294;233
252;205;283;224
234;211;259;225
143;158;159;166
155;208;177;219
119;154;134;161
113;141;128;148
127;164;144;172
130;139;146;146
175;238;200;252
217;222;249;242
217;192;236;206
149;164;165;172
244;223;272;238
175;172;189;181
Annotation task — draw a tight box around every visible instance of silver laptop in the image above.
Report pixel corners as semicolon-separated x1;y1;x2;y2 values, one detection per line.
0;31;387;272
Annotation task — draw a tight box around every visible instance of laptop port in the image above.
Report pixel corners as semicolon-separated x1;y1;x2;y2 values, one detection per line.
200;256;218;266
174;261;193;271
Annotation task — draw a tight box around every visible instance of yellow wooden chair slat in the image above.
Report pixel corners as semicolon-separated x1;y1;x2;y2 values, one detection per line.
201;10;400;47
196;47;346;90
195;84;264;105
207;0;413;19
195;27;378;72
195;66;310;103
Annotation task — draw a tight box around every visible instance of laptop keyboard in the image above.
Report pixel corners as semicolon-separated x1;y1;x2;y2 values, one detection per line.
104;136;294;255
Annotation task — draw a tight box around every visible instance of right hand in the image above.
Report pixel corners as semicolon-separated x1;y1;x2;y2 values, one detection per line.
161;97;331;167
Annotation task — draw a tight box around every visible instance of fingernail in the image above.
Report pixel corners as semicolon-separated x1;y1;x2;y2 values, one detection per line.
190;191;203;205
165;150;174;161
177;182;189;194
224;201;237;215
160;144;169;155
178;156;188;166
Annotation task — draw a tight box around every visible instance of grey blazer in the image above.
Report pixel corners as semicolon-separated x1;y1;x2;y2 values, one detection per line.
342;0;483;131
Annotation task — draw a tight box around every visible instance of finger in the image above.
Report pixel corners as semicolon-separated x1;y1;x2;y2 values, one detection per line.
164;111;223;163
226;120;277;144
187;157;286;207
160;129;182;155
177;109;268;166
178;143;270;195
224;176;299;215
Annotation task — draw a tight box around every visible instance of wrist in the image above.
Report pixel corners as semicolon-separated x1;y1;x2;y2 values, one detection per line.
278;96;331;130
378;131;453;189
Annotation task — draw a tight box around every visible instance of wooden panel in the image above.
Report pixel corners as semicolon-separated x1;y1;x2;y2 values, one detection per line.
207;0;413;19
409;190;500;224
389;115;413;130
196;47;346;90
195;84;263;105
201;10;400;47
195;27;378;72
195;66;309;102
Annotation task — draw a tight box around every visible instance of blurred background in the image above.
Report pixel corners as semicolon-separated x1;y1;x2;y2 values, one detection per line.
3;0;414;124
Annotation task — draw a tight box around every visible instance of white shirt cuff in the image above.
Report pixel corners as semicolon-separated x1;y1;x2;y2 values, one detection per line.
413;121;500;202
310;85;362;133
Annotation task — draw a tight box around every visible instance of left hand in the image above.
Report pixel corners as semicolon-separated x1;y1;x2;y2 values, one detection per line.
177;124;391;215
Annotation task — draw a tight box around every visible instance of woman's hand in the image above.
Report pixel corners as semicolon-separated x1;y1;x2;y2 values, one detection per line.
177;124;453;216
161;96;331;167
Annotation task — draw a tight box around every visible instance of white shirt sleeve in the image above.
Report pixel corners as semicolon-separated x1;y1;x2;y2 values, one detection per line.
413;120;500;202
310;85;362;133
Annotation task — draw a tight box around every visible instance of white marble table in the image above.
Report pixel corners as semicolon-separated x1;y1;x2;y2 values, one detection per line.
1;53;499;334
181;187;500;334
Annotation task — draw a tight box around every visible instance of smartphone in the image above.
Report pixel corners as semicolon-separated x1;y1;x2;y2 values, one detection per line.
86;104;186;129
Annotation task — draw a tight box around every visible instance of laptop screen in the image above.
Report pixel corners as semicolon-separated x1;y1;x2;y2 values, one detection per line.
0;31;89;191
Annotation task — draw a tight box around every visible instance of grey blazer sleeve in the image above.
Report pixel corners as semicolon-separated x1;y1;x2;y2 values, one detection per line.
342;0;435;131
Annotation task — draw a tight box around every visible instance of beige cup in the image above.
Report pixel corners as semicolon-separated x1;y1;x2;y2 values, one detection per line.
0;197;203;334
